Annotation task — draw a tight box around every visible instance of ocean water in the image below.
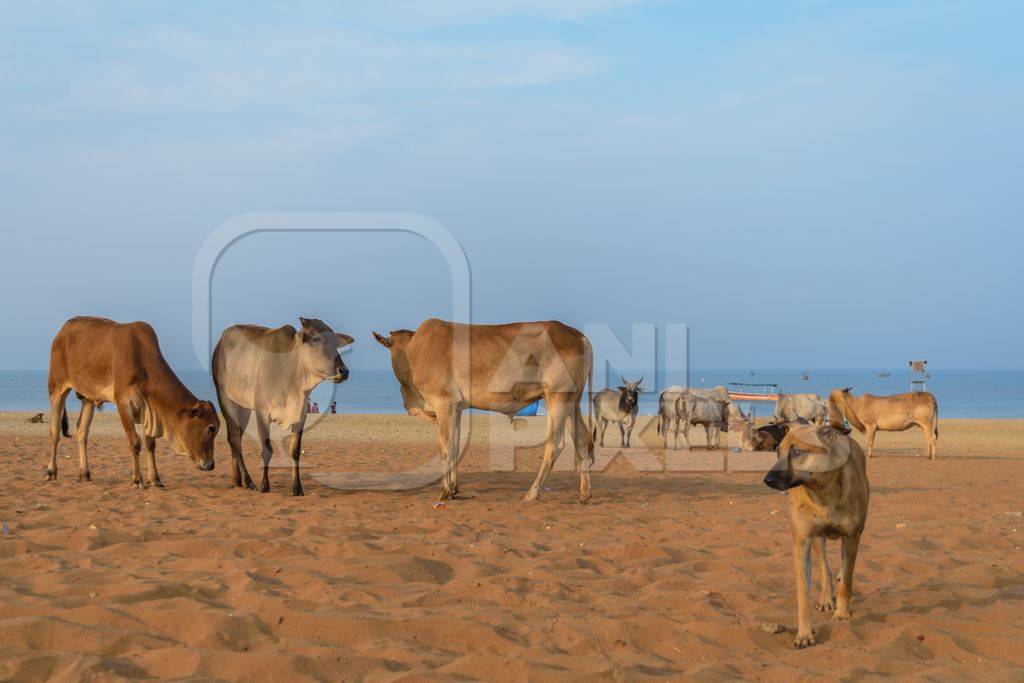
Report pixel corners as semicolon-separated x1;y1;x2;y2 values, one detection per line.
3;368;1022;418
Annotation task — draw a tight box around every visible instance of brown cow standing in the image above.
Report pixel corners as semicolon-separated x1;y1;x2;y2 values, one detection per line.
47;317;220;487
373;318;594;503
828;387;938;459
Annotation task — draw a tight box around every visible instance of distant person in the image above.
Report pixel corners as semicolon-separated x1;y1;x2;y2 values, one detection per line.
306;400;312;413
310;401;320;414
329;400;337;414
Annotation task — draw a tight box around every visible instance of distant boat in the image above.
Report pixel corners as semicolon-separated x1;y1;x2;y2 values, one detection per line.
801;371;809;381
877;370;891;378
749;370;756;376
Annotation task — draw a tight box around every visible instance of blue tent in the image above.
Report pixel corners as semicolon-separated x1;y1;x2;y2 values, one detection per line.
516;401;540;417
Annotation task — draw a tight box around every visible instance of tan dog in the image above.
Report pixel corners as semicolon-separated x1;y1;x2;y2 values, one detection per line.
764;424;869;648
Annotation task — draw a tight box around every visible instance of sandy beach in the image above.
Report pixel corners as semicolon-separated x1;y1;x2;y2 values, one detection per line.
1;412;1022;680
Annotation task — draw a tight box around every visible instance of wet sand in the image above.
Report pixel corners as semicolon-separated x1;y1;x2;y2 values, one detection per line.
1;413;1022;680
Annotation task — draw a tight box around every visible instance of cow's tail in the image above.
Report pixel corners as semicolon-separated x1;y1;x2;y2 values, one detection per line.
61;406;70;438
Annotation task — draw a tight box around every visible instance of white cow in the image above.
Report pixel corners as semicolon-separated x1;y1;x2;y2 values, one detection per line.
775;392;828;425
212;317;354;496
593;376;643;447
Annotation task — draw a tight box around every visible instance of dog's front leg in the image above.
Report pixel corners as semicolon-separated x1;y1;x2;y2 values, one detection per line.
834;532;861;620
792;535;816;648
813;537;836;611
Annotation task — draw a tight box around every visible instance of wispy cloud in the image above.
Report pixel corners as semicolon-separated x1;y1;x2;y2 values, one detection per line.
362;0;644;27
14;25;603;117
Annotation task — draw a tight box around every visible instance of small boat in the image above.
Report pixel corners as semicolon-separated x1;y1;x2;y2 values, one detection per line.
877;370;891;378
749;370;756;376
801;371;809;381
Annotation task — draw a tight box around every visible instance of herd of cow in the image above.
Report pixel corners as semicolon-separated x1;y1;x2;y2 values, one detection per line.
597;380;937;459
45;315;940;499
43;315;942;648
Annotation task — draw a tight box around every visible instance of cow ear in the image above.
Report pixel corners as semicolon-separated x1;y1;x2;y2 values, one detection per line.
372;331;393;349
336;333;355;348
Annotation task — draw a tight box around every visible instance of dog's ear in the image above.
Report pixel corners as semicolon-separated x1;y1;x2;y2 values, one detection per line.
798;426;851;473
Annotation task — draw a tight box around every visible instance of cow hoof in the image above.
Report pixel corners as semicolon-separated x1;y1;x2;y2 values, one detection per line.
291;486;304;497
259;481;270;493
152;480;165;489
78;470;92;482
815;597;836;612
832;609;851;621
243;478;256;491
45;471;57;481
132;481;144;490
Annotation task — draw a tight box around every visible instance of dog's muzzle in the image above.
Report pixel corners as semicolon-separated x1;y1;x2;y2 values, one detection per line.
763;469;803;491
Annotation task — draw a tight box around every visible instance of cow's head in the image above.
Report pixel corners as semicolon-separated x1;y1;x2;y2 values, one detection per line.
297;317;354;384
763;425;850;491
736;418;757;451
373;329;425;416
176;399;219;471
617;375;643;411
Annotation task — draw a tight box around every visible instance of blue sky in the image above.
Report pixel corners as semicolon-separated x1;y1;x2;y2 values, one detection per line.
1;1;1021;371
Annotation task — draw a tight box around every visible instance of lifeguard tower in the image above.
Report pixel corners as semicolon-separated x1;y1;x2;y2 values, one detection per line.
909;360;927;392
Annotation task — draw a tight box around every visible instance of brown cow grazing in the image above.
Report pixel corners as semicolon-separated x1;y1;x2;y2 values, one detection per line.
828;387;938;459
764;424;870;648
47;317;219;487
373;318;594;503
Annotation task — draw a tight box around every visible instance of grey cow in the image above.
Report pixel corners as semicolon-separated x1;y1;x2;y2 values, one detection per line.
679;394;729;449
775;392;827;425
593;376;644;447
212;317;354;496
659;385;744;449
